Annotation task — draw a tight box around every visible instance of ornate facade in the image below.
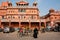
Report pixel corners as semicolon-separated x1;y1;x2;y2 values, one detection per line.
0;0;40;29
41;9;60;27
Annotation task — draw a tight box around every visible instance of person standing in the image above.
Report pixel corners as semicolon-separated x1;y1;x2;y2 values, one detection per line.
58;25;60;32
54;24;59;32
41;26;45;33
33;27;38;38
46;24;51;31
19;27;23;37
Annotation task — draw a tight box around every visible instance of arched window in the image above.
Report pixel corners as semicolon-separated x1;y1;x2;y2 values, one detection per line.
2;16;4;19
31;15;34;19
55;17;57;19
8;16;11;18
18;16;20;19
12;16;15;19
18;9;26;12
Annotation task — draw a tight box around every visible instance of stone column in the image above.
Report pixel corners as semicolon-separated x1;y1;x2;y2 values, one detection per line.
44;22;46;28
39;22;41;30
29;20;31;29
19;22;21;28
0;19;1;27
51;21;54;27
9;20;11;27
19;19;21;28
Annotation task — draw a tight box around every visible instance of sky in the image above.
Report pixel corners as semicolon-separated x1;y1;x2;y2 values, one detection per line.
0;0;60;16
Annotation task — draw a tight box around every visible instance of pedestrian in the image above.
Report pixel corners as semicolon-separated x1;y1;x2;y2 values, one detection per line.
54;24;59;32
46;23;51;31
58;26;60;32
19;28;23;37
33;27;38;38
26;27;29;35
41;26;45;33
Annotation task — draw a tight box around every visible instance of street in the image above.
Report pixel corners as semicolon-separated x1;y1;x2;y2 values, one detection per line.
0;32;60;40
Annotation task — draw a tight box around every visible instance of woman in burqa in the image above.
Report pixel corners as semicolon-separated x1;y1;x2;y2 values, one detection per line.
33;27;38;38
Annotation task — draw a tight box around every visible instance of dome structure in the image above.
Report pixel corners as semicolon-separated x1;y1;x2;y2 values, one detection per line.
33;0;37;6
49;8;55;13
16;0;29;6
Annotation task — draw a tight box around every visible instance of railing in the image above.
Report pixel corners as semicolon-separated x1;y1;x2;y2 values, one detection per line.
7;6;37;8
46;18;50;22
41;19;45;22
30;19;40;22
1;19;9;22
1;19;40;22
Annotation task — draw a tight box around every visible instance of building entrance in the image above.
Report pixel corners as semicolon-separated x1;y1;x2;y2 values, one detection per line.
56;22;60;26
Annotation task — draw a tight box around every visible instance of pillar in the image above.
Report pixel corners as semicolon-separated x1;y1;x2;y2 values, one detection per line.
44;22;46;28
0;20;1;27
19;22;21;28
9;20;11;27
51;21;54;27
29;22;31;29
39;22;41;30
39;19;41;30
29;19;31;28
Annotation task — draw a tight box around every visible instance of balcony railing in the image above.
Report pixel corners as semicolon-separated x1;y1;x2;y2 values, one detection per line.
1;19;9;22
41;19;45;22
1;19;40;22
30;19;40;22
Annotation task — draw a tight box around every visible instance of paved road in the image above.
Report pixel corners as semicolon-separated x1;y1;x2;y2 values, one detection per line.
0;32;60;40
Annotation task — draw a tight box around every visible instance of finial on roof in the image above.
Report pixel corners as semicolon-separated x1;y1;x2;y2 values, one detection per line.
20;0;23;1
34;0;37;3
50;8;54;10
33;0;37;6
49;8;55;13
6;0;11;3
16;0;29;6
20;0;28;2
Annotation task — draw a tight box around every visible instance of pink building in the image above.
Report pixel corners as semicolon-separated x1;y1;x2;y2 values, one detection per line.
41;9;60;27
0;0;40;29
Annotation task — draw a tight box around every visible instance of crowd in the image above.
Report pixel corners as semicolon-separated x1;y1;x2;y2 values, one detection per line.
41;23;60;33
17;27;32;37
0;23;60;38
17;27;38;38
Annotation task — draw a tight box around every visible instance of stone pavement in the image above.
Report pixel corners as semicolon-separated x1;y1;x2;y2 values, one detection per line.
0;31;60;40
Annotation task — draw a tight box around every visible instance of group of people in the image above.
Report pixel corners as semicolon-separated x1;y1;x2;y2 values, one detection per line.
53;24;60;32
1;23;60;39
18;23;60;38
18;27;39;38
18;27;32;37
41;23;60;33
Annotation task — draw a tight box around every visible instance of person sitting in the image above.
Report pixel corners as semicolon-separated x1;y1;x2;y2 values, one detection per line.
46;24;51;32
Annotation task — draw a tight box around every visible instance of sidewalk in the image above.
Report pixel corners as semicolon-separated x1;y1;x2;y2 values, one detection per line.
0;31;60;40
